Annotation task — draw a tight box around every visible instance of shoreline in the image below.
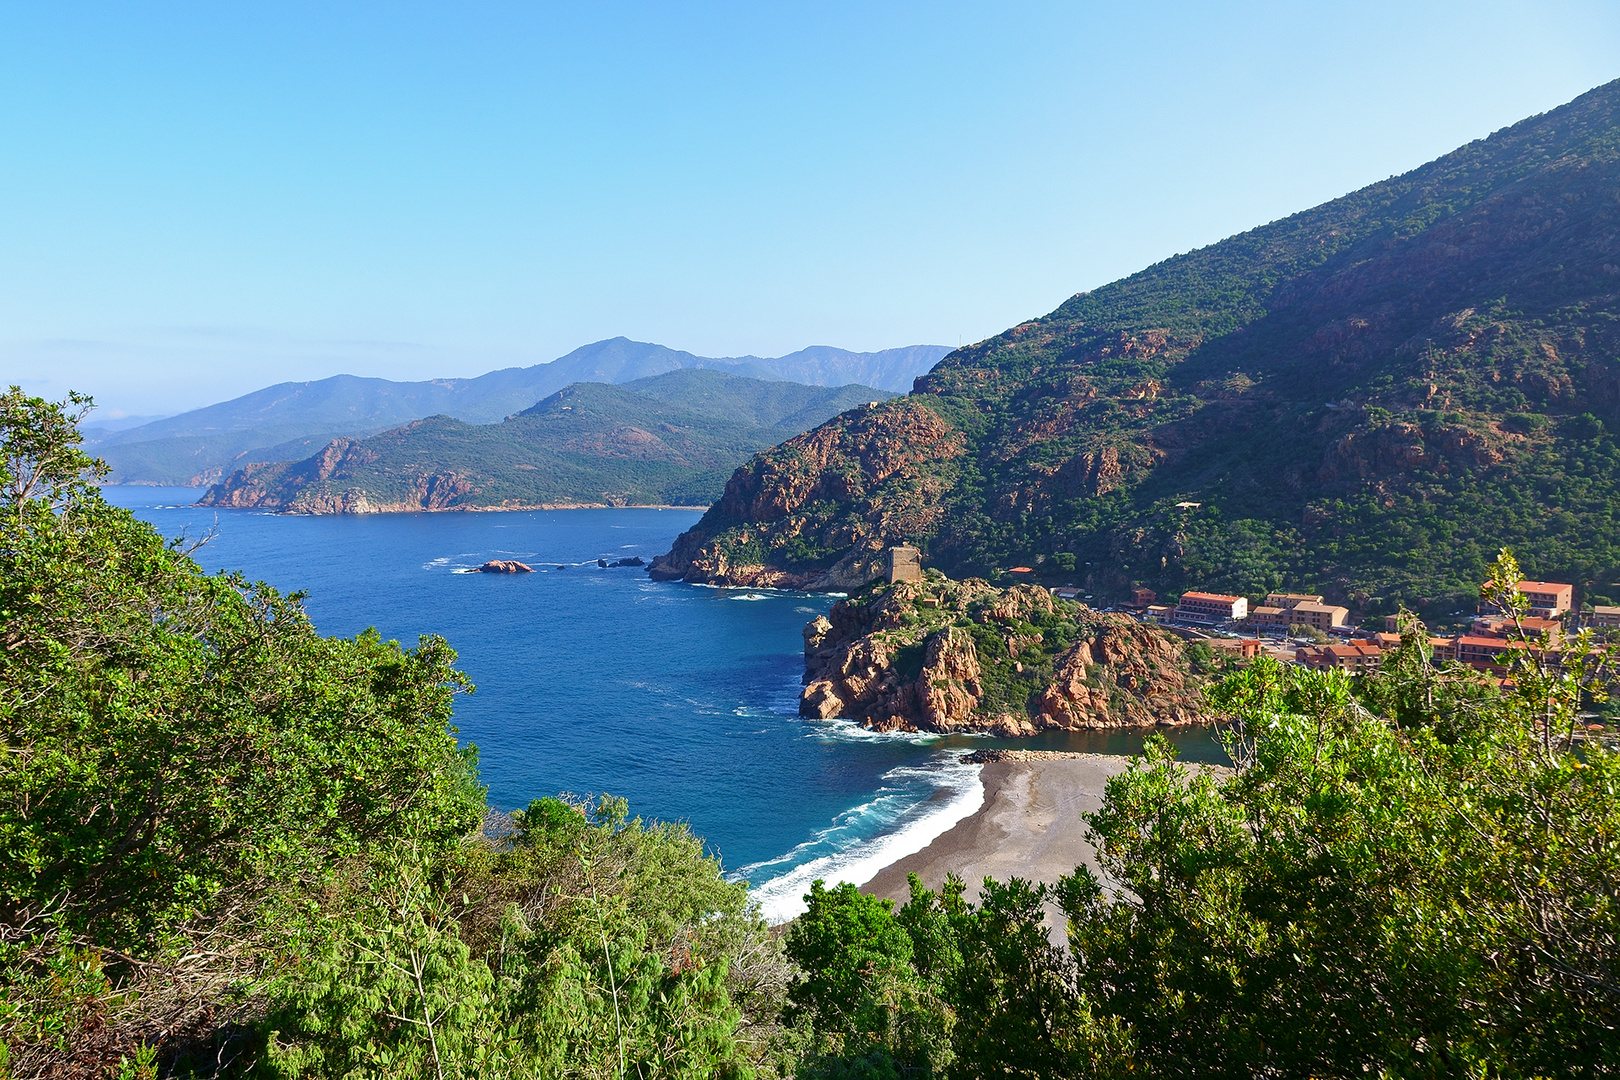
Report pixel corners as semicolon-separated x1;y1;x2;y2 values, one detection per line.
752;744;1230;924
861;751;1231;918
859;752;1135;908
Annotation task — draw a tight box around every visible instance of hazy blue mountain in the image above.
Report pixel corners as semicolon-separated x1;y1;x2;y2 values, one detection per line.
723;345;956;392
88;338;949;485
197;369;895;512
78;414;171;436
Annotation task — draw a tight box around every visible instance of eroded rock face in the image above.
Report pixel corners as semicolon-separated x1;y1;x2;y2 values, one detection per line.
799;578;1206;736
1034;622;1204;730
649;398;966;588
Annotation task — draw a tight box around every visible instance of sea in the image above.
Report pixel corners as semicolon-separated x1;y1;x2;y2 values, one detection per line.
108;487;1228;921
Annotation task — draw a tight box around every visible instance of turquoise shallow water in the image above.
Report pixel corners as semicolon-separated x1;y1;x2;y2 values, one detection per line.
109;487;1227;919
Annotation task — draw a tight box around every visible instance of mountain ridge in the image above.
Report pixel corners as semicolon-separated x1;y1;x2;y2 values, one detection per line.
651;79;1620;621
196;369;895;512
92;338;949;486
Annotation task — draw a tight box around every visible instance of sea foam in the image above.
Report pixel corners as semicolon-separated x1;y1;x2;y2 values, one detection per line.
740;753;985;923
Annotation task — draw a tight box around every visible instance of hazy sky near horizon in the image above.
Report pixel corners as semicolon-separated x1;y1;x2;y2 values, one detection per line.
4;2;1618;416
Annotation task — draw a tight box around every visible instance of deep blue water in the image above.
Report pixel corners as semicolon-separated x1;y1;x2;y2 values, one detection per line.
108;487;1226;919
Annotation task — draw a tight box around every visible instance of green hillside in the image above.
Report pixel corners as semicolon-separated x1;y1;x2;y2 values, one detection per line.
653;79;1620;621
197;370;893;512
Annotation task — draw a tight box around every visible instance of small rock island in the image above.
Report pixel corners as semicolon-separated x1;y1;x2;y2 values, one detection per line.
476;560;533;574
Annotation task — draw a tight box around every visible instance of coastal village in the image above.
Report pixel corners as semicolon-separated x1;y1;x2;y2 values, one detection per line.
889;547;1612;682
1041;573;1616;678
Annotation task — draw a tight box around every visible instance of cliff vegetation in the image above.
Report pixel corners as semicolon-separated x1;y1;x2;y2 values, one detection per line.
655;80;1620;622
799;578;1205;735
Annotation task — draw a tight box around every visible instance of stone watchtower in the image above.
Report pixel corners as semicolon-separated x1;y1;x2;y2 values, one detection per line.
886;545;923;584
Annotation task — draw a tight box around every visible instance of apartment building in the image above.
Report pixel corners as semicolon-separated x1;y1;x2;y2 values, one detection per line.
1173;591;1248;624
1295;642;1383;673
1288;601;1351;631
1513;580;1573;619
1246;592;1347;632
1590;605;1620;629
1266;592;1324;608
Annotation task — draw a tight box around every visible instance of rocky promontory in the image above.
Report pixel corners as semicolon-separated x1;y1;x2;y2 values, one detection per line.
800;577;1206;736
647;398;966;589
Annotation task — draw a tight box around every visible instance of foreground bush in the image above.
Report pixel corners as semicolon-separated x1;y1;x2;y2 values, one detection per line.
790;573;1619;1078
9;387;1616;1078
0;390;791;1078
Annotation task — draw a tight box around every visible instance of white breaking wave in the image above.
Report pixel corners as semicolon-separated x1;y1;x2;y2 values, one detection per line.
807;718;943;746
741;755;985;924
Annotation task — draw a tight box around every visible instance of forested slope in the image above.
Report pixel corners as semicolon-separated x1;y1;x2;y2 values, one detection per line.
654;79;1620;619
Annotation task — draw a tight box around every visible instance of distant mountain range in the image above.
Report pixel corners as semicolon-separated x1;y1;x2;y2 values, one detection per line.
652;79;1620;618
197;369;894;512
88;338;949;486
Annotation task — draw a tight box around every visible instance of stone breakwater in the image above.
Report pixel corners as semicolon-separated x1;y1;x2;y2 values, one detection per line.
799;578;1207;737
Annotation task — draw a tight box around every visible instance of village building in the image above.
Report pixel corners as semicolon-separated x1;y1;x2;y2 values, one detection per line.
1470;614;1563;644
1210;638;1263;660
1295;641;1384;673
1590;605;1620;629
1245;605;1291;630
1173;591;1248;624
1266;592;1325;609
1131;586;1158;608
1512;580;1573;619
1246;592;1346;632
1286;601;1351;631
1051;586;1082;601
1144;604;1175;622
1453;635;1533;668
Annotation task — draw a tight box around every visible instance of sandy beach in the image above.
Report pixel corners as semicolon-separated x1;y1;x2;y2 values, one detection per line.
861;751;1132;907
862;750;1229;923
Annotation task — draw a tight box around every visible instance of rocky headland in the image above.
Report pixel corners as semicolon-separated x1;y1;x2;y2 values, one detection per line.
647;398;965;590
648;83;1620;618
799;577;1206;736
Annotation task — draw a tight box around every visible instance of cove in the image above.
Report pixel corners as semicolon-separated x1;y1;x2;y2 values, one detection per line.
109;487;1225;912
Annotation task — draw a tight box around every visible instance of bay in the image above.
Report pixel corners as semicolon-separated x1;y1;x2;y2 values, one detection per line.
109;486;1226;920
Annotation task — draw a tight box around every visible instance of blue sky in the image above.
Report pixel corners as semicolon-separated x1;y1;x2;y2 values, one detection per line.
4;2;1618;416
